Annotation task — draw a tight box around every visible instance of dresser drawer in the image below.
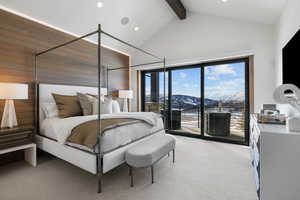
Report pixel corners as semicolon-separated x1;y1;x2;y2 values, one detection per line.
252;124;260;142
250;118;260;144
254;167;260;191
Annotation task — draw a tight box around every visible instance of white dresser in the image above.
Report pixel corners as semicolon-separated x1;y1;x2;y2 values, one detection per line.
250;114;300;200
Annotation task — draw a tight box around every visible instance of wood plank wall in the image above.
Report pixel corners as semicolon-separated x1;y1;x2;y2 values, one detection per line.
0;9;129;127
0;9;129;164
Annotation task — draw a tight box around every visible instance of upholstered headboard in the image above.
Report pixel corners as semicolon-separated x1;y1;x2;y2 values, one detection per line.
38;83;107;126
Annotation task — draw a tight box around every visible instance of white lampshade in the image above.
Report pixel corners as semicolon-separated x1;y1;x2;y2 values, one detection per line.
118;90;133;99
0;83;28;100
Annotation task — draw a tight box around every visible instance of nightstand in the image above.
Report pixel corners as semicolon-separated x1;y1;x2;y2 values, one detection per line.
0;126;36;166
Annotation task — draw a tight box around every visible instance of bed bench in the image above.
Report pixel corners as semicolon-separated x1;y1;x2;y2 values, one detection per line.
125;134;176;187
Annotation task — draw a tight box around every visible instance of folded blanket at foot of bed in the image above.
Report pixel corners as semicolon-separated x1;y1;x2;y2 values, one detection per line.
67;118;144;149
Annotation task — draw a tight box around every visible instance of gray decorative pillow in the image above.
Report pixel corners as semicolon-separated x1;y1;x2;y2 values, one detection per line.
92;97;113;114
77;93;94;116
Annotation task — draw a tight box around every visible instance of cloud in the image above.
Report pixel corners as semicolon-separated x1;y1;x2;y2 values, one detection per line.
221;78;244;87
180;83;199;88
179;72;187;79
208;76;217;80
183;83;189;88
205;79;244;100
214;64;237;76
206;64;237;80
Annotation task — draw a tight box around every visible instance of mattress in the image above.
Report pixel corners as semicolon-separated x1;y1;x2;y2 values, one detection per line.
40;113;164;153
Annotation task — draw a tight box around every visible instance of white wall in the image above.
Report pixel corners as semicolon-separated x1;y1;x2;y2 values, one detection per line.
275;0;300;86
131;13;276;112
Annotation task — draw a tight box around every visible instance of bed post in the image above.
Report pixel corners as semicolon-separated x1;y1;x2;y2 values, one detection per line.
163;57;167;130
97;24;103;194
34;54;39;135
106;66;109;89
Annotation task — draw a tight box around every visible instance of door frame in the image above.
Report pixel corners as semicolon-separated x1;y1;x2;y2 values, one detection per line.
141;57;250;146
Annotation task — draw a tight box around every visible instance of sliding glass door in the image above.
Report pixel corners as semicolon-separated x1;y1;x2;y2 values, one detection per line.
141;58;249;145
203;61;248;143
142;71;168;114
170;68;201;134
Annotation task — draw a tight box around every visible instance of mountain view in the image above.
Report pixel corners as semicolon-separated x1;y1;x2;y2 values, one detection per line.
144;62;246;140
145;93;244;110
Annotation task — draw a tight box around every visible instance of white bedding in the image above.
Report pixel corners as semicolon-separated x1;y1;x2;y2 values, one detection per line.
40;112;164;153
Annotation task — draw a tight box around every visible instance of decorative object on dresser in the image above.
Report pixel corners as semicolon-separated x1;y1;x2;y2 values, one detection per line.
250;114;300;200
273;84;300;131
256;113;286;125
118;90;133;112
260;104;279;115
0;83;28;128
257;104;286;125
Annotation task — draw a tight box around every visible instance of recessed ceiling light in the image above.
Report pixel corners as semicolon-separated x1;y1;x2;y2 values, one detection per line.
97;2;103;8
134;26;140;31
221;0;228;2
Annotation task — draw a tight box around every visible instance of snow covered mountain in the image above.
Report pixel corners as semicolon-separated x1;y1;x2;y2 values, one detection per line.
146;93;244;110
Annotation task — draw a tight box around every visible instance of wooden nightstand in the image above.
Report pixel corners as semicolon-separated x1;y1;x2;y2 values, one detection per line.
0;126;34;150
0;143;36;167
0;126;36;166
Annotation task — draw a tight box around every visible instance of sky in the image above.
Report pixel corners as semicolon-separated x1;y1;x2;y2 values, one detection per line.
204;62;245;100
145;62;245;101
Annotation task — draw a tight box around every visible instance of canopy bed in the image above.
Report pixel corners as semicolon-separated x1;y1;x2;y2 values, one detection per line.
34;24;167;193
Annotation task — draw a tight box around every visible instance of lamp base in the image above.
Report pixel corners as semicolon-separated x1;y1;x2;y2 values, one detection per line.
123;98;128;112
1;99;18;129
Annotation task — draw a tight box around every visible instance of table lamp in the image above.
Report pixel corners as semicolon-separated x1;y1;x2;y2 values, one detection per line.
0;83;28;128
118;90;133;112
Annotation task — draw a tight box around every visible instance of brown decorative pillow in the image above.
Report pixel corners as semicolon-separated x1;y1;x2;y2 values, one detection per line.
52;93;83;118
77;93;94;116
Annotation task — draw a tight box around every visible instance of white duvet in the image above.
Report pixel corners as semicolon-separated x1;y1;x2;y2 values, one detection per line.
40;112;164;153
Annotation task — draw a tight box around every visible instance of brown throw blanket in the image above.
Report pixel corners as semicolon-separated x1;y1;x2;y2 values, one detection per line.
67;118;139;149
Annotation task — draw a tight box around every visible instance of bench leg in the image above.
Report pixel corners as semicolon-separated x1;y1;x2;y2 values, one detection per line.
151;165;154;184
173;149;175;163
129;165;131;176
98;174;102;193
130;166;134;187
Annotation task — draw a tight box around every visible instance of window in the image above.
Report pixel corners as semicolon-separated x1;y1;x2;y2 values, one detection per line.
141;58;250;145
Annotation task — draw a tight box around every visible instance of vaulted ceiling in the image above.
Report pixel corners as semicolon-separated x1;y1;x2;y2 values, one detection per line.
184;0;287;25
0;0;175;53
0;0;287;54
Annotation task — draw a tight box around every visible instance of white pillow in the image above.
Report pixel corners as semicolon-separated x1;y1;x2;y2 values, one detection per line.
112;100;121;113
41;103;59;118
92;97;113;114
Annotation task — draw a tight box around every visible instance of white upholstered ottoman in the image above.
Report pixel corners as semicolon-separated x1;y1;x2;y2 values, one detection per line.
125;134;176;187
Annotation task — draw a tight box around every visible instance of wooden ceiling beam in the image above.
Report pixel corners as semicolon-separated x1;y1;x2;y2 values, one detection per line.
165;0;186;20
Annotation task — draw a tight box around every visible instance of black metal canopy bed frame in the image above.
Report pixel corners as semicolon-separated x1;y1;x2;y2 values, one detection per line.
34;24;167;193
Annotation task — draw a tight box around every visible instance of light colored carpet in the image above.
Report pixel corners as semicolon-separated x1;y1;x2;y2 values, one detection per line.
0;136;256;200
